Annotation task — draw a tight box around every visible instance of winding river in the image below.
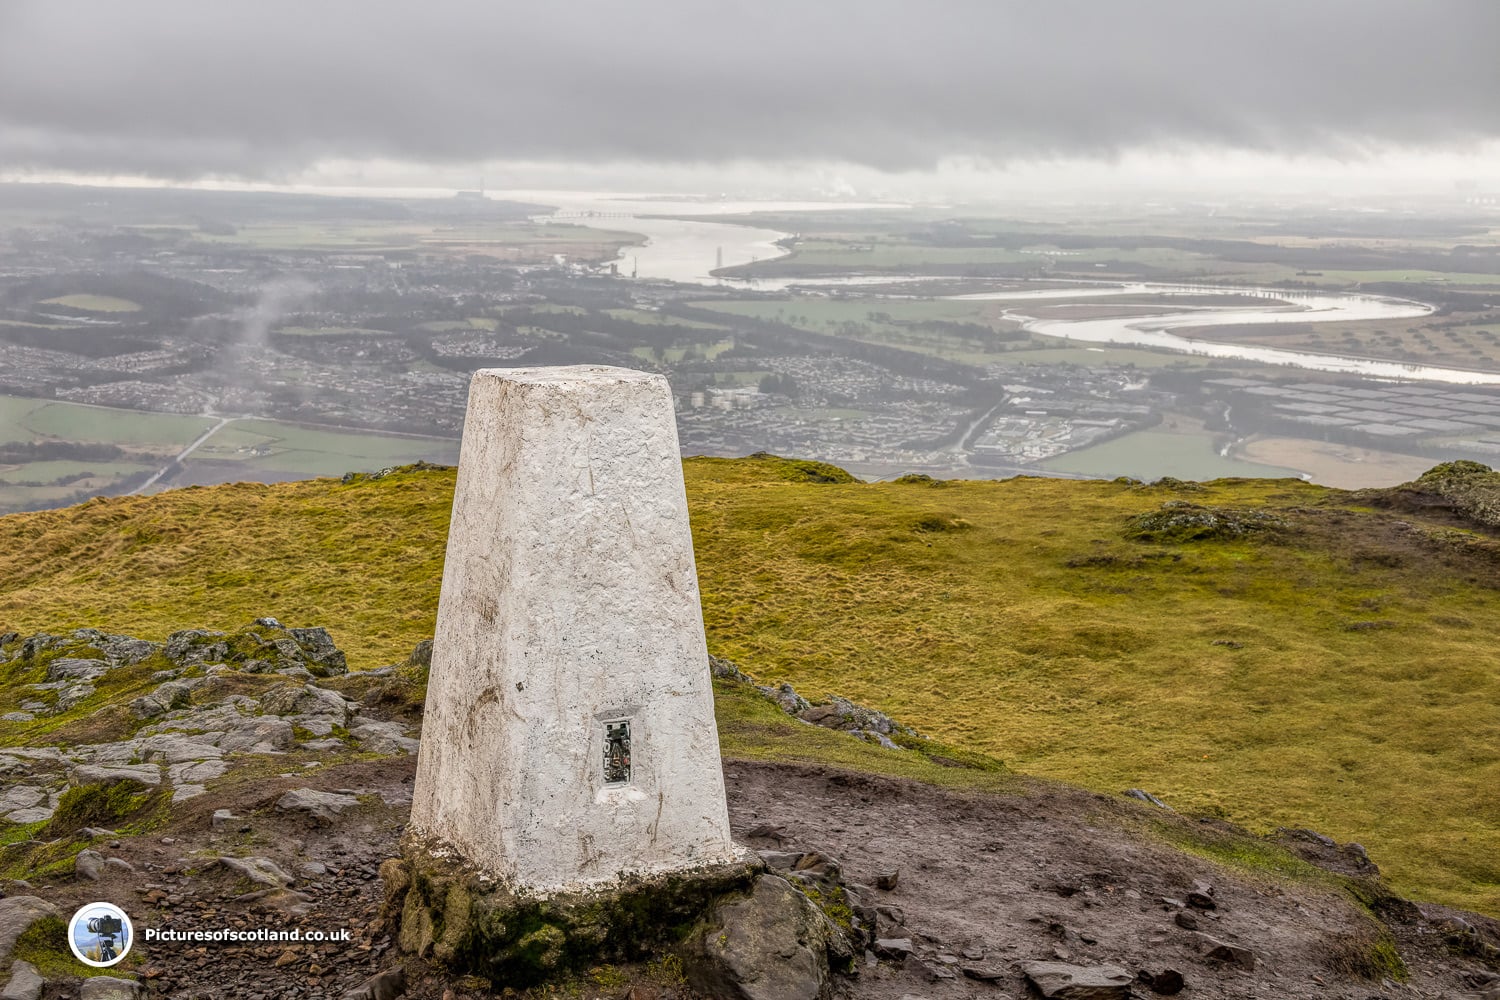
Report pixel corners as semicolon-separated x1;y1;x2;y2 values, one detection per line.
518;191;1500;385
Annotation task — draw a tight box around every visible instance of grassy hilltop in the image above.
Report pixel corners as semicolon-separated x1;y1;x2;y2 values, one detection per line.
1;456;1497;916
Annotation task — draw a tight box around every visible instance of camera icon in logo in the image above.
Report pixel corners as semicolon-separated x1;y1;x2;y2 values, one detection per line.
69;902;133;967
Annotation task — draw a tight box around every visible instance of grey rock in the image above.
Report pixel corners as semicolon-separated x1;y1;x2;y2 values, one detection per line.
129;681;193;720
261;683;349;725
276;787;361;823
874;937;914;959
168;759;227;785
46;657;109;682
289;627;348;676
72;764;161;786
74;849;106;881
299;738;346;752
171;784;206;802
405;639;433;669
3;807;54;824
85;740;145;765
1197;933;1255;970
960;963;1007;982
79;977;142;999
340;966;406;1000
291;714;336;737
760;682;811;715
0;713;33;723
349;720;419;755
1137;967;1186;995
253;617;284;628
686;874;847;1000
1020;962;1133;999
219;855;295;887
0;959;43;1000
0;896;61;965
216;716;295;754
756;850;803;871
104;858;134;873
93;636;161;665
163;629;229;665
1124;788;1171;810
0;787;45;813
709;654;750;681
211;809;239;830
4;748;66;763
1186;880;1216;910
142;734;223;764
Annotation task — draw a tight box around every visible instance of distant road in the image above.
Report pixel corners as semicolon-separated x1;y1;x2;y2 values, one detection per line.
134;416;233;494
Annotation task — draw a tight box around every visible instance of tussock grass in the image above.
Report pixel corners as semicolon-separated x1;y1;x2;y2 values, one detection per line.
0;459;1497;914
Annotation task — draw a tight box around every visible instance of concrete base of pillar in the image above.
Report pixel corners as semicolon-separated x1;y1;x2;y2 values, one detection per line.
385;835;762;987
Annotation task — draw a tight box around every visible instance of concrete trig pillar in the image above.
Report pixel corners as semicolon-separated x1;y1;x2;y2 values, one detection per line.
409;365;739;895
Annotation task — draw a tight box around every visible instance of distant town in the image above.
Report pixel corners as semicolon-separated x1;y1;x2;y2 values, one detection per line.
3;183;1500;513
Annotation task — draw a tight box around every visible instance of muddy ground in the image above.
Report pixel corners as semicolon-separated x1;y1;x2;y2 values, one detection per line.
18;754;1500;1000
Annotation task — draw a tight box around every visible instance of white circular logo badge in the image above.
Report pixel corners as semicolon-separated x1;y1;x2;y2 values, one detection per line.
68;902;133;967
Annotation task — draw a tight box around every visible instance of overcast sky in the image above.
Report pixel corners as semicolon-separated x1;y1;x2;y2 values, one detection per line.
3;1;1499;196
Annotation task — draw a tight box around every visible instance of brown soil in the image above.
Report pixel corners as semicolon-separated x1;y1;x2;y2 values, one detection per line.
17;757;1499;1000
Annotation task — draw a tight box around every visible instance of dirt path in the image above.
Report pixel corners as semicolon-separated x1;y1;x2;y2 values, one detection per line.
25;755;1497;1000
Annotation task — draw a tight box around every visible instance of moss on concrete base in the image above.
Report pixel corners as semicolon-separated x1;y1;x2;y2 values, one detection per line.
387;837;762;988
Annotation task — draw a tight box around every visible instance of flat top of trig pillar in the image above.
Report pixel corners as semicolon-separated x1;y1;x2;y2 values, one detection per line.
474;365;663;387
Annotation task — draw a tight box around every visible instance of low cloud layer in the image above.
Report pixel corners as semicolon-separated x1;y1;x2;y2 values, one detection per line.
2;0;1498;181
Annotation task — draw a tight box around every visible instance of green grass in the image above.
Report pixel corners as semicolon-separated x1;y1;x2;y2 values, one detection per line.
1041;429;1302;480
37;294;141;312
0;458;1497;917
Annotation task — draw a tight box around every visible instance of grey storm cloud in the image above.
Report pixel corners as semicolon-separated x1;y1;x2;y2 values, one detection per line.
2;0;1499;179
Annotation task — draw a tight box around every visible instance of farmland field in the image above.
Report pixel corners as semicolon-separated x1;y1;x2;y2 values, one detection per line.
0;395;212;448
1041;426;1302;481
188;419;457;478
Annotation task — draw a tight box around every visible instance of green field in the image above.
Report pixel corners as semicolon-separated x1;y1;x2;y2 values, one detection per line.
0;460;153;484
603;308;727;329
418;318;500;332
0;396;212;448
630;339;736;363
0;458;1497;916
37;294;141;312
694;297;1019;363
275;325;398;337
191;419;456;476
1041;429;1302;480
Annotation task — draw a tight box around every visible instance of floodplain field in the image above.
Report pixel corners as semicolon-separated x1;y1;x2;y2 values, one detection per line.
1039;426;1300;481
186;418;457;479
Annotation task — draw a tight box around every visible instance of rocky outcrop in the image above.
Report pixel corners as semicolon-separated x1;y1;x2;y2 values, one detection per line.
0;897;60;966
685;873;850;1000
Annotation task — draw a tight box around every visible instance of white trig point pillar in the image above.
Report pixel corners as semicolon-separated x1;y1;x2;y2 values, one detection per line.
410;365;739;895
